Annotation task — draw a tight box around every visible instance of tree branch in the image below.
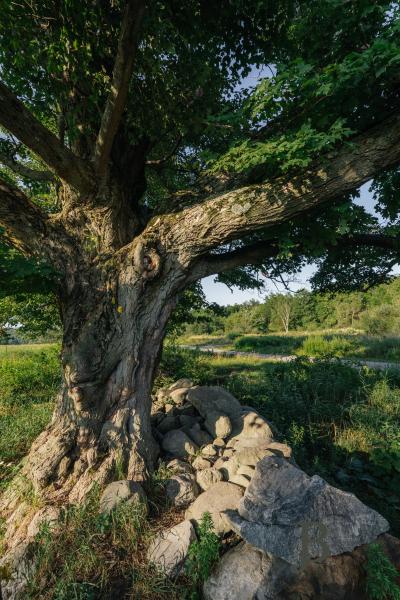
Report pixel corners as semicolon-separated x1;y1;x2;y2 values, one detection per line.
0;152;55;182
0;82;93;192
93;0;146;177
0;177;54;255
160;113;400;264
145;135;183;169
188;232;400;284
188;240;280;281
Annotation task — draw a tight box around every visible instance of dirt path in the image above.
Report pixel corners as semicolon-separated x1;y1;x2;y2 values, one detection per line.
182;345;400;371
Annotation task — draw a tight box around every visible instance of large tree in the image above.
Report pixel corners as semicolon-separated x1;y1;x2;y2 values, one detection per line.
1;0;400;540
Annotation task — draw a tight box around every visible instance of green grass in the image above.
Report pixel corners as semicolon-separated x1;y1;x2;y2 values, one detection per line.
0;344;59;488
24;484;189;600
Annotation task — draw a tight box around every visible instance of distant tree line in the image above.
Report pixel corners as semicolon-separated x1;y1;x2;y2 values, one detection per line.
185;278;400;336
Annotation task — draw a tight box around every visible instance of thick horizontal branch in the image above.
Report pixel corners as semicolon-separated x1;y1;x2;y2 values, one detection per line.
0;82;93;192
159;113;400;264
189;232;400;283
94;0;145;177
0;152;55;182
340;232;400;252
188;240;280;281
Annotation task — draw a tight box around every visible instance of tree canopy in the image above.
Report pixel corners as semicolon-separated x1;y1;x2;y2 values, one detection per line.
0;0;400;320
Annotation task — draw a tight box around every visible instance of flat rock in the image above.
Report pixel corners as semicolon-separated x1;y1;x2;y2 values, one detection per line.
236;465;255;479
229;474;251;488
225;456;389;567
100;480;147;514
267;441;292;458
161;429;198;458
185;482;244;535
165;473;199;507
235;447;274;467
169;388;189;405
187;386;242;420
192;456;213;470
168;378;194;392
147;520;196;578
196;467;224;491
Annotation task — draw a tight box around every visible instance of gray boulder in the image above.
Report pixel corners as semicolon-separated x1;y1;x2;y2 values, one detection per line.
157;415;179;434
187;386;242;420
147;520;196;578
225;456;389;567
161;429;198;458
204;534;400;600
203;542;295;600
185;482;244;535
100;480;147;514
165;473;199;507
229;411;274;449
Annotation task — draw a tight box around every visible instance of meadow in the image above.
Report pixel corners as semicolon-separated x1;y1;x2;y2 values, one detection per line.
180;330;400;363
2;342;399;530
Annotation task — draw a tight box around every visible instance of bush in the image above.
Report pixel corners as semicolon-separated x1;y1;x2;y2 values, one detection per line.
297;335;357;358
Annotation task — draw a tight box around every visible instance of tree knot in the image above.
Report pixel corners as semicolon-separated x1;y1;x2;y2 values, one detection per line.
134;240;162;280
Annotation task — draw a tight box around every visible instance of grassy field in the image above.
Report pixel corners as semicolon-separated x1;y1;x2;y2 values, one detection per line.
179;330;400;362
1;342;400;596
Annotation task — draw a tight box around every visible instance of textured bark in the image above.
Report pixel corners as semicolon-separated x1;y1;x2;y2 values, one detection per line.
162;113;400;264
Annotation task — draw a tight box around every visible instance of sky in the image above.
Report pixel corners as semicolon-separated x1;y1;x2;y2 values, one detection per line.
201;182;393;305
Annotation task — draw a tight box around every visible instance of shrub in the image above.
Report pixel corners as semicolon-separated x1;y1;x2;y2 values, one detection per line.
185;512;221;598
297;335;357;358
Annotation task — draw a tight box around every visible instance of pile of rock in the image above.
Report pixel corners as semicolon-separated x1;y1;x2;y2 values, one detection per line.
147;379;400;598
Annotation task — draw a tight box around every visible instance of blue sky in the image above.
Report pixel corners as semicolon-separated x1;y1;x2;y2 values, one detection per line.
202;182;394;305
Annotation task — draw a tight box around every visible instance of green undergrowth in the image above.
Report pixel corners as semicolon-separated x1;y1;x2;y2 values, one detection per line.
365;543;400;600
232;332;400;362
0;344;59;490
23;482;221;599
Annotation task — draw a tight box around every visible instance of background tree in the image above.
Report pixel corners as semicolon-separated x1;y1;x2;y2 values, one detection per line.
1;0;400;563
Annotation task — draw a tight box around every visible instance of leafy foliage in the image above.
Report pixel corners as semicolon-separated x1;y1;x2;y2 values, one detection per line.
185;512;221;598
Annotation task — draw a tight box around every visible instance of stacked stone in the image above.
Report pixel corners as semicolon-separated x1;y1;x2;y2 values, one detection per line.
101;380;399;597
